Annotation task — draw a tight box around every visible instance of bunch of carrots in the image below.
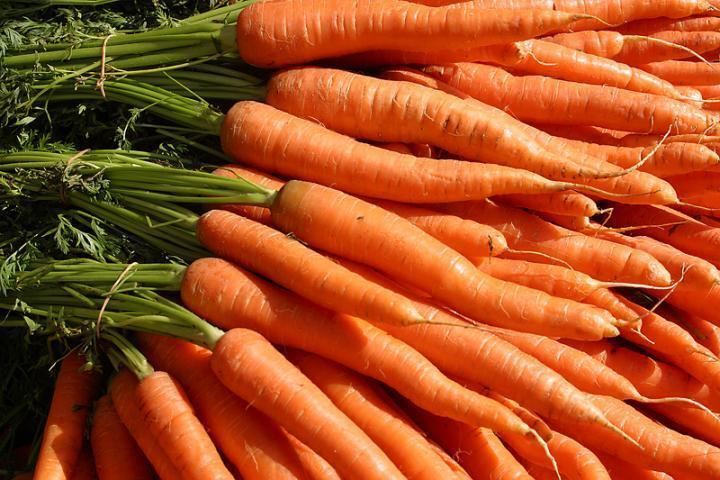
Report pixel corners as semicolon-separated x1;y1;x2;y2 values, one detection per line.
7;0;720;479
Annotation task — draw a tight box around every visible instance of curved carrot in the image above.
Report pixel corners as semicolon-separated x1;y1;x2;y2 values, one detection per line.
221;101;601;202
109;370;180;480
236;0;593;67
134;371;233;480
90;395;152;480
210;328;406;479
269;181;619;339
404;402;532;480
423;62;716;134
137;333;310;480
288;350;463;480
265;67;632;183
181;258;539;441
198;210;423;326
34;352;100;480
442;200;672;286
498;191;599;217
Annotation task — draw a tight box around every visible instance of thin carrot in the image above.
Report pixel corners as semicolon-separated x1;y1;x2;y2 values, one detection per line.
615;15;720;35
267;181;619;339
181;258;542;441
134;370;234;480
90;396;152;480
236;0;594;67
639;59;720;85
198;210;424;326
441;200;673;286
498;191;599;217
109;370;181;480
222;101;611;202
423;62;716;134
209;328;410;479
137;333;311;480
403;402;533;480
285;435;341;480
288;350;465;480
594;452;674;480
534;124;633;145
34;352;100;480
265;67;640;183
670;311;720;356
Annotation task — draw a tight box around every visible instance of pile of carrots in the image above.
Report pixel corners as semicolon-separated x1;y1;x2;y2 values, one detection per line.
10;0;720;478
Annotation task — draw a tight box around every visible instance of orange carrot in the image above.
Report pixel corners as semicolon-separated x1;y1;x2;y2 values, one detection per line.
423;62;716;134
68;446;96;480
90;396;152;480
137;333;311;480
34;352;100;480
441;200;672;286
285;435;341;480
616;31;720;64
404;403;532;480
498;191;599;217
640;59;720;85
549;394;720;478
181;258;542;441
213;165;284;225
540;212;591;231
671;311;720;356
595;452;675;480
665;171;720;208
109;370;181;480
236;0;593;67
615;15;720;35
265;67;636;183
134;370;233;480
267;181;619;339
198;210;424;326
545;31;626;58
288;350;464;480
222;101;607;202
533;124;632;145
209;328;409;479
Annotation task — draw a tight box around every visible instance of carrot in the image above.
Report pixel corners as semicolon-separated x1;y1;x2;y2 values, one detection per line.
615;31;720;64
534;124;632;145
518;462;559;480
665;171;720;208
137;333;310;480
209;328;407;479
266;181;619;339
379;66;678;205
541;212;591;231
671;311;720;356
409;0;547;6
264;67;639;183
236;0;594;67
441;200;673;286
606;203;720;266
213;165;284;225
403;403;533;480
90;396;152;480
34;352;100;480
615;15;720;35
549;394;720;478
423;62;716;134
288;350;464;480
222;101;609;202
498;191;599;217
545;31;626;58
109;370;181;480
334;256;634;440
639;59;720;85
285;435;342;480
134;370;234;480
676;86;705;109
198;210;425;326
595;452;676;480
474;388;553;442
181;258;542;441
68;446;96;480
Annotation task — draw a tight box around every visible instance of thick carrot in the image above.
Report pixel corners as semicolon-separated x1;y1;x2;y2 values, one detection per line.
34;352;100;480
404;403;533;480
671;312;720;356
665;171;720;208
541;212;591;231
134;370;233;480
545;31;626;58
498;191;599;217
285;435;341;480
268;181;619;339
109;370;181;480
423;62;716;134
213;165;284;225
181;258;541;441
607;204;720;266
615;31;720;64
595;452;676;480
137;333;310;480
209;328;407;479
410;0;548;6
441;200;672;286
90;396;152;480
265;67;635;183
288;350;464;480
549;394;720;478
535;124;632;145
640;59;720;85
198;210;424;326
236;0;593;67
381;67;679;205
214;164;507;258
222;102;605;202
